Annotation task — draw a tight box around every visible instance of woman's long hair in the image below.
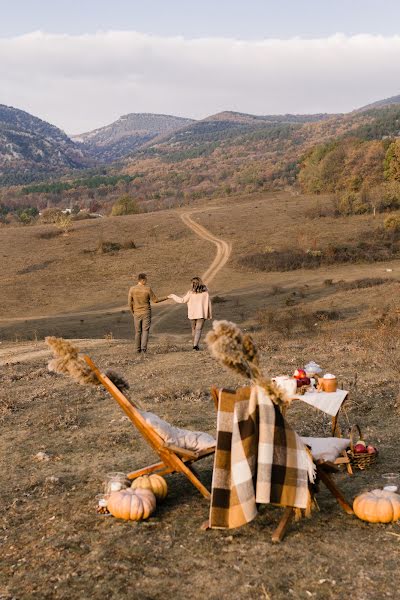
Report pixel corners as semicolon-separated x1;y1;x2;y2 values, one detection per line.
191;276;208;293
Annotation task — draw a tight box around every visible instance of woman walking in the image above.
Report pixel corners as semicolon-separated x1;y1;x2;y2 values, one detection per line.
168;277;212;350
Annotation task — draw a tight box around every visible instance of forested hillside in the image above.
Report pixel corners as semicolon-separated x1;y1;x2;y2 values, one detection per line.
298;106;400;215
0;105;92;186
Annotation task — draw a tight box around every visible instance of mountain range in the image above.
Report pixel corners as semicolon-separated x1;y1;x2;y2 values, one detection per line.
1;94;400;186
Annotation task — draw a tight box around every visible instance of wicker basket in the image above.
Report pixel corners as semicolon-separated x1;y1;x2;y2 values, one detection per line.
347;424;378;470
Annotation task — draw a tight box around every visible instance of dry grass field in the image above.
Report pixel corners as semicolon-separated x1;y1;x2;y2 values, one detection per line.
1;191;400;600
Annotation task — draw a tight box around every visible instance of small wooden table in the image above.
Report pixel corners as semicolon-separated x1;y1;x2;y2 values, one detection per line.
283;388;353;474
291;388;349;437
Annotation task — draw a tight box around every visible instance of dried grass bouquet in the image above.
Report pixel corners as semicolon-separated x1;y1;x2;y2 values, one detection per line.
46;336;129;391
206;320;289;406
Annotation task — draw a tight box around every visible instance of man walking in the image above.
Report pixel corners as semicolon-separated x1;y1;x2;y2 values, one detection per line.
128;273;168;354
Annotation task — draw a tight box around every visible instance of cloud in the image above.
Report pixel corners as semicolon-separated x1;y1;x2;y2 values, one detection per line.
0;30;399;133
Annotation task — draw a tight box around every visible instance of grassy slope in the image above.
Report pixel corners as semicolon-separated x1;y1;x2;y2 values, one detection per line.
1;191;399;342
0;210;213;320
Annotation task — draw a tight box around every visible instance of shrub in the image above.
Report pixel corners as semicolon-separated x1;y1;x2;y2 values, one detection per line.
17;206;39;225
337;191;370;215
40;208;63;224
380;182;400;211
256;308;318;336
37;229;62;240
238;228;400;272
384;214;400;233
54;214;72;235
121;239;137;250
257;306;344;338
339;278;391;290
96;241;122;254
111;195;140;216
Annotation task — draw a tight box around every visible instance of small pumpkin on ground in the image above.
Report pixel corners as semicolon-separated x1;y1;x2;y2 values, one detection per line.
353;489;400;523
107;488;156;521
131;474;168;501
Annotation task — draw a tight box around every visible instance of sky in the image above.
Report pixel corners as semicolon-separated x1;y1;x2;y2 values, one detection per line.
1;0;400;133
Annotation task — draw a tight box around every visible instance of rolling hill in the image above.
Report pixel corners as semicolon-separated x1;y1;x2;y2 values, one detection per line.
72;113;196;162
0;105;92;185
357;92;400;112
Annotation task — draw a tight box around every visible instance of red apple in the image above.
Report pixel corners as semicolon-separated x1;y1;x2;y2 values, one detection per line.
294;369;307;379
354;443;367;454
367;445;376;454
355;440;366;448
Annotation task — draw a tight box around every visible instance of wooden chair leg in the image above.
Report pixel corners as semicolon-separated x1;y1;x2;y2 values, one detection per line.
343;450;353;475
154;449;211;499
317;467;354;515
271;507;294;543
127;462;175;480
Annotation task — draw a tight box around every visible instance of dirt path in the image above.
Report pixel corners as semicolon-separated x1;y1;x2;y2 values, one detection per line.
0;338;122;366
152;211;232;330
179;212;231;285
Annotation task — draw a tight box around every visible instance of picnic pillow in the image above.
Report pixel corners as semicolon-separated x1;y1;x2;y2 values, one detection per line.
301;437;350;463
140;410;216;452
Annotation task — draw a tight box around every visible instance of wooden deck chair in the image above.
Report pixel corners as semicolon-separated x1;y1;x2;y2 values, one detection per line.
84;356;215;499
210;386;354;542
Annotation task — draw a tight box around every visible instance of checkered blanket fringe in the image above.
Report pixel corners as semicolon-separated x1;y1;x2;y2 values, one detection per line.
209;385;316;529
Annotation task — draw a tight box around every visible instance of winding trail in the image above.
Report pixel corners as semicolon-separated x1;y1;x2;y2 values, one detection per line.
180;212;231;286
148;210;231;331
0;209;231;364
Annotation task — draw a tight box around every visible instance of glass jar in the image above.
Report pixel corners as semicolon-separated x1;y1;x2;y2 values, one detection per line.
95;493;111;514
104;472;128;494
382;473;399;492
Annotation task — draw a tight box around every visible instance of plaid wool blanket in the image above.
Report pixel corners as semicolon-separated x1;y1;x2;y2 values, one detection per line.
209;385;316;529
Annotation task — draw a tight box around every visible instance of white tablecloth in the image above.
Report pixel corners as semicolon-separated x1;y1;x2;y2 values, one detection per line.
292;389;349;417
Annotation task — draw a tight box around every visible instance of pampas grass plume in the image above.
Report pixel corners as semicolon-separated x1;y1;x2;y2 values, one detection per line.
46;336;99;386
206;320;289;406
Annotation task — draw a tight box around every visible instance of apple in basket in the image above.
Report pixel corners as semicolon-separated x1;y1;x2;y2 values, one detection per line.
367;445;377;454
354;443;368;454
294;369;307;379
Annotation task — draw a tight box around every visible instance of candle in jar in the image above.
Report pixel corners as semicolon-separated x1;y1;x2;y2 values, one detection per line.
109;481;123;492
383;485;398;493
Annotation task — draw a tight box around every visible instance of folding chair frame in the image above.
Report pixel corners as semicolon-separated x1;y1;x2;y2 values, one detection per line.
84;356;214;499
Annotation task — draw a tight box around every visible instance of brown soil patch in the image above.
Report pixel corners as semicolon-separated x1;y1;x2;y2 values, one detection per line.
1;325;399;599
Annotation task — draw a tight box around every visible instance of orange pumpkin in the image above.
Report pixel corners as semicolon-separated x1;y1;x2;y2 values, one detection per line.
131;474;168;501
107;488;156;521
353;489;400;523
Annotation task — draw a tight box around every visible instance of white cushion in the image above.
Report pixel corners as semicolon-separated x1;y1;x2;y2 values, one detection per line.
140;410;216;452
301;437;350;462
